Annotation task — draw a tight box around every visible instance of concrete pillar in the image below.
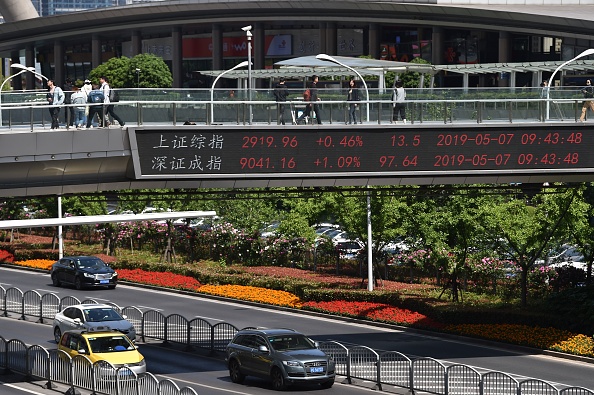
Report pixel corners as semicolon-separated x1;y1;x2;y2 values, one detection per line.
319;22;327;54
212;24;223;70
53;41;64;87
0;0;39;22
432;27;443;65
254;23;265;88
172;27;182;88
326;22;337;56
92;35;101;70
25;45;35;90
10;51;22;90
131;30;142;57
498;32;510;87
368;23;379;58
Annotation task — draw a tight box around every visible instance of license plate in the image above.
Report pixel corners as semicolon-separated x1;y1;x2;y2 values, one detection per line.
310;366;324;373
100;280;109;284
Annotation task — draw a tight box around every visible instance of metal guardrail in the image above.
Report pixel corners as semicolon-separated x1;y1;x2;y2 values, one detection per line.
1;284;593;395
0;93;587;130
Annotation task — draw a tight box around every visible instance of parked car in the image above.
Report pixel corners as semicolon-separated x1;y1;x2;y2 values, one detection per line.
260;222;281;238
536;244;586;271
58;328;146;377
53;303;136;343
50;256;118;290
335;240;364;259
226;328;335;390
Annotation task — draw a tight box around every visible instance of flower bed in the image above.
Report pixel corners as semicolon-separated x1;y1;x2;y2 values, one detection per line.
2;253;593;359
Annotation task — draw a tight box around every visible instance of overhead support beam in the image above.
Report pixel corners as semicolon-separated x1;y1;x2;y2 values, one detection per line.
0;211;217;229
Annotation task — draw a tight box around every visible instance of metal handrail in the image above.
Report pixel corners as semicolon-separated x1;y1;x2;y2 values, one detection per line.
0;96;582;130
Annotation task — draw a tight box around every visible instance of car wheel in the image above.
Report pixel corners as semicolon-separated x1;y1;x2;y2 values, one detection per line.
320;379;334;389
51;274;61;287
74;277;82;290
54;327;61;344
229;359;245;384
270;367;287;391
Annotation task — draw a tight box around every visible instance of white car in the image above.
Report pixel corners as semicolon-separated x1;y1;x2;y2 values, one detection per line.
53;304;136;344
537;244;586;271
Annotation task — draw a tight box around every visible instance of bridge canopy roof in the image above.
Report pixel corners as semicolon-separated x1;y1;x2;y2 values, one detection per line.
198;55;437;80
199;56;594;83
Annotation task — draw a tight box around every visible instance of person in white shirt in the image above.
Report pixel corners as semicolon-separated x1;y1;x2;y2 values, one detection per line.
100;76;125;127
47;79;64;129
391;80;406;124
80;79;93;125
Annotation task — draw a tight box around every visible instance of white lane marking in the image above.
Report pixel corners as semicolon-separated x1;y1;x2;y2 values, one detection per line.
0;380;47;394
158;374;255;394
35;289;55;293
194;315;224;322
134;305;162;311
158;373;378;394
84;297;111;302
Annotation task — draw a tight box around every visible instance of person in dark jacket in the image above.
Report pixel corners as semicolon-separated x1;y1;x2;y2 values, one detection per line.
296;75;322;125
346;77;360;124
273;77;289;125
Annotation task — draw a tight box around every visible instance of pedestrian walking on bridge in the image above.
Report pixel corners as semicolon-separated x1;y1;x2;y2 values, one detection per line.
580;79;594;122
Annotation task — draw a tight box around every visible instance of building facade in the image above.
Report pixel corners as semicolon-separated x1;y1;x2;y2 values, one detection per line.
0;0;592;89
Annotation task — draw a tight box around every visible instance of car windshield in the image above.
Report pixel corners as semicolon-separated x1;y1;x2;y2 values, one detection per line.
268;334;316;351
87;335;134;353
84;307;124;322
76;258;108;269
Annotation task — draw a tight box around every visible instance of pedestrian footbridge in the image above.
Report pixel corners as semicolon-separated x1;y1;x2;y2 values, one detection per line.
1;91;593;197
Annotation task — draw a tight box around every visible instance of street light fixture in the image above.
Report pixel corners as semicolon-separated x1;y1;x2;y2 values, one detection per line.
210;60;250;124
315;54;369;123
242;25;253;124
0;63;48;127
546;48;594;120
135;68;141;99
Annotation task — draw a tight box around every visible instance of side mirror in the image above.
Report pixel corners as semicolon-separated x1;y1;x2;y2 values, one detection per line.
73;318;82;325
122;315;128;319
77;349;87;354
258;345;269;353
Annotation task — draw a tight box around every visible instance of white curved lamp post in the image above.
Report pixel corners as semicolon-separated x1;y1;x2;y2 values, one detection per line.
315;54;369;123
242;25;253;125
210;60;250;124
546;49;594;120
0;63;48;127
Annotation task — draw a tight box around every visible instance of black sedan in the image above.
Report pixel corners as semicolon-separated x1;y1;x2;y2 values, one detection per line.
50;256;118;290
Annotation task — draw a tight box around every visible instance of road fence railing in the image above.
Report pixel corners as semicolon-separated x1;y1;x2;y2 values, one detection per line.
1;284;593;395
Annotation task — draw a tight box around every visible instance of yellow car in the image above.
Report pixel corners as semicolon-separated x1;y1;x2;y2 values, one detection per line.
58;328;146;376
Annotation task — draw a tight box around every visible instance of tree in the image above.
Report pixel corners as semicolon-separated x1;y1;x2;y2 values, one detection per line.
88;53;172;88
414;186;492;302
484;186;580;306
386;57;433;89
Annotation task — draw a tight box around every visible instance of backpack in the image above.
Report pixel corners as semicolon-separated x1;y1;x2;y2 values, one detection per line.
303;88;311;101
88;90;104;104
109;89;119;102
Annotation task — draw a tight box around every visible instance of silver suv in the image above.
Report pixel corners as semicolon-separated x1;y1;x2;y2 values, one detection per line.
226;328;335;390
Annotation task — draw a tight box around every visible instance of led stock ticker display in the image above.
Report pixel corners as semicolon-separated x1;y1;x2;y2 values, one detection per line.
131;126;594;179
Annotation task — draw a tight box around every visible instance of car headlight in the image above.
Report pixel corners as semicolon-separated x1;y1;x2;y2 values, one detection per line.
113;271;118;277
138;359;146;367
282;361;301;367
83;273;95;278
